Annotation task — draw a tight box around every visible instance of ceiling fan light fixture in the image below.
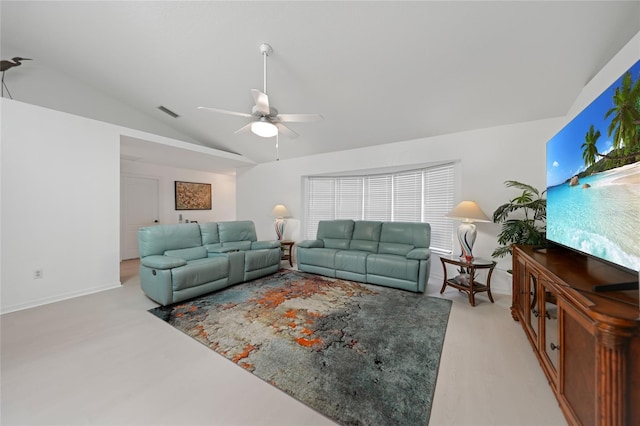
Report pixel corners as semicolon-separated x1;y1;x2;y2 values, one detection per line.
251;119;278;137
198;43;322;141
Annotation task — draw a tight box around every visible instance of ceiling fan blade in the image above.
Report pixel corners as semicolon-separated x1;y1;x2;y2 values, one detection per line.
234;122;254;134
251;89;270;115
197;107;253;118
276;113;324;123
275;122;299;139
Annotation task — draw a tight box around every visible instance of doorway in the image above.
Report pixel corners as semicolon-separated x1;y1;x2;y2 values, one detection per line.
121;175;159;260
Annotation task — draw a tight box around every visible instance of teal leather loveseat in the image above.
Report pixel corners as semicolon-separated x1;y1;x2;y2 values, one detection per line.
138;221;281;306
297;220;431;292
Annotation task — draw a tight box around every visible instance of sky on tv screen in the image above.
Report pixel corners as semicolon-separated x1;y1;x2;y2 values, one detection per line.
546;60;640;187
546;59;640;272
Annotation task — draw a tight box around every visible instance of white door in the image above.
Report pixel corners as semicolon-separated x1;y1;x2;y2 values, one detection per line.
121;175;159;260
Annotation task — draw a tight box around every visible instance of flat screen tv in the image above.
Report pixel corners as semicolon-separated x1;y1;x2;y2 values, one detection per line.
546;59;640;287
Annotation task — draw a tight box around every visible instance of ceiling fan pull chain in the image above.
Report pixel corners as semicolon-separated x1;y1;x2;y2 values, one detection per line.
263;46;268;95
275;133;280;161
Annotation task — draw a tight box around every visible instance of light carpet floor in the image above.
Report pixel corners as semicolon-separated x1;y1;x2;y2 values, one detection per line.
0;259;567;425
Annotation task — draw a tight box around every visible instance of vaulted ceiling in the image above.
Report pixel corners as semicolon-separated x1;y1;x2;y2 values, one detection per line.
2;1;639;165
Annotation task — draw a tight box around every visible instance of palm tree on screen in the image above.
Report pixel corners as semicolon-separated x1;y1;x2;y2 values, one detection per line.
605;71;640;153
581;125;600;168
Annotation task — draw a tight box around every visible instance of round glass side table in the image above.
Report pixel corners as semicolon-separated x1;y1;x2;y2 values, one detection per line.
440;255;496;306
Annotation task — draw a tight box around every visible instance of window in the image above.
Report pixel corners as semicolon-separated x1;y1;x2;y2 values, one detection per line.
303;163;455;252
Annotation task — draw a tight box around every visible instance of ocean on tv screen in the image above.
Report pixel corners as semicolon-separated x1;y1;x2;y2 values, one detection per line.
546;162;640;272
546;59;640;273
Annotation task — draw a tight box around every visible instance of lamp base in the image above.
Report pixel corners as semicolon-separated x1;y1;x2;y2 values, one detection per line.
457;222;477;262
274;218;286;240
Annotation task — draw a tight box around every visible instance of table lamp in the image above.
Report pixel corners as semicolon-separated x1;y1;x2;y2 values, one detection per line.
271;204;290;240
445;200;490;261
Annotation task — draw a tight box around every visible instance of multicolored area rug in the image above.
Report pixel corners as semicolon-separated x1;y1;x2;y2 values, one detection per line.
149;269;452;426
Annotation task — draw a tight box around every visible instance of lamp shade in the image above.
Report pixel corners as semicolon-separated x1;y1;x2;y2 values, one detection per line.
271;204;290;218
446;200;490;261
445;201;491;223
251;119;278;137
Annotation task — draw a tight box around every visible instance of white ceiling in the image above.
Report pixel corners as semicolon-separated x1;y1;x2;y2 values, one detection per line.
2;1;639;166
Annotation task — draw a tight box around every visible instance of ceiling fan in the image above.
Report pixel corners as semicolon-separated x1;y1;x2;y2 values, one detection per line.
198;43;323;138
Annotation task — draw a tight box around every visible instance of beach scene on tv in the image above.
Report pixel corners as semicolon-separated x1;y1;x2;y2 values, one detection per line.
546;59;640;273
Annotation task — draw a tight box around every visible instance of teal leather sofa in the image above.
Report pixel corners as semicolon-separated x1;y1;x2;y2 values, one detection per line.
138;221;281;306
297;220;431;292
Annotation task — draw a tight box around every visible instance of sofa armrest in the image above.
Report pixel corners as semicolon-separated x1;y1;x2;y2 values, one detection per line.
297;239;324;248
251;240;281;250
406;248;431;260
141;255;187;269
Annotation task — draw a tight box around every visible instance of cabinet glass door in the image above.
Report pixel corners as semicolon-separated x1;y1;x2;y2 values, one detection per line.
528;272;539;340
543;284;559;372
515;258;527;316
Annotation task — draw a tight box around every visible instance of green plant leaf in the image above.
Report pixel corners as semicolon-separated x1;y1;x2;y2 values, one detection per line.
491;245;513;258
492;181;546;259
504;180;540;196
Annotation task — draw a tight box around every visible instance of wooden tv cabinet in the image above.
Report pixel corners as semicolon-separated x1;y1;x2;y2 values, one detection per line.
511;245;639;426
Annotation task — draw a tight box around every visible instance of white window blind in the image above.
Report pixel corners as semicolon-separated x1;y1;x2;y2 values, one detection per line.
304;163;455;252
423;164;455;252
336;177;363;219
393;172;422;222
364;175;392;221
304;178;335;239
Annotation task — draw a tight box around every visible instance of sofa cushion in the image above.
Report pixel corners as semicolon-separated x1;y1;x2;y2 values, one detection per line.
323;238;351;250
335;250;369;274
349;240;378;252
352;220;382;240
317;220;354;249
218;220;258;243
251;240;281;250
378;242;414;256
245;249;281;272
199;222;220;245
367;254;419;281
222;241;252;251
380;221;431;247
348;220;382;253
378;222;431;255
164;246;208;261
204;244;238;254
138;223;202;257
171;257;228;291
297;247;340;269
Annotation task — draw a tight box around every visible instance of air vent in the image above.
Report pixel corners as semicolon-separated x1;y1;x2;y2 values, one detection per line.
158;105;180;118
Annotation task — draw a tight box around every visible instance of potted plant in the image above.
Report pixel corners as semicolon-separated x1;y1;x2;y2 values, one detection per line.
492;180;547;259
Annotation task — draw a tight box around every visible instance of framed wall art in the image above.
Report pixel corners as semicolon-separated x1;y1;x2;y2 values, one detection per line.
175;181;212;210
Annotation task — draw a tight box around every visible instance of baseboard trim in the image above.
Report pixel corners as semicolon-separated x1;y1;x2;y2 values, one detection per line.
0;281;122;315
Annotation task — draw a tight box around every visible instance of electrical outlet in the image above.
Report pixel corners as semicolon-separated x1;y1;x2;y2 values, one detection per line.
33;269;43;279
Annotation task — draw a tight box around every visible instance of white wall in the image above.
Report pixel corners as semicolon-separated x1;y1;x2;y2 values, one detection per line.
1;99;121;313
3;31;636;311
120;160;236;225
1;43;201;145
0;100;239;313
236;30;640;296
567;32;640;121
236;117;563;295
